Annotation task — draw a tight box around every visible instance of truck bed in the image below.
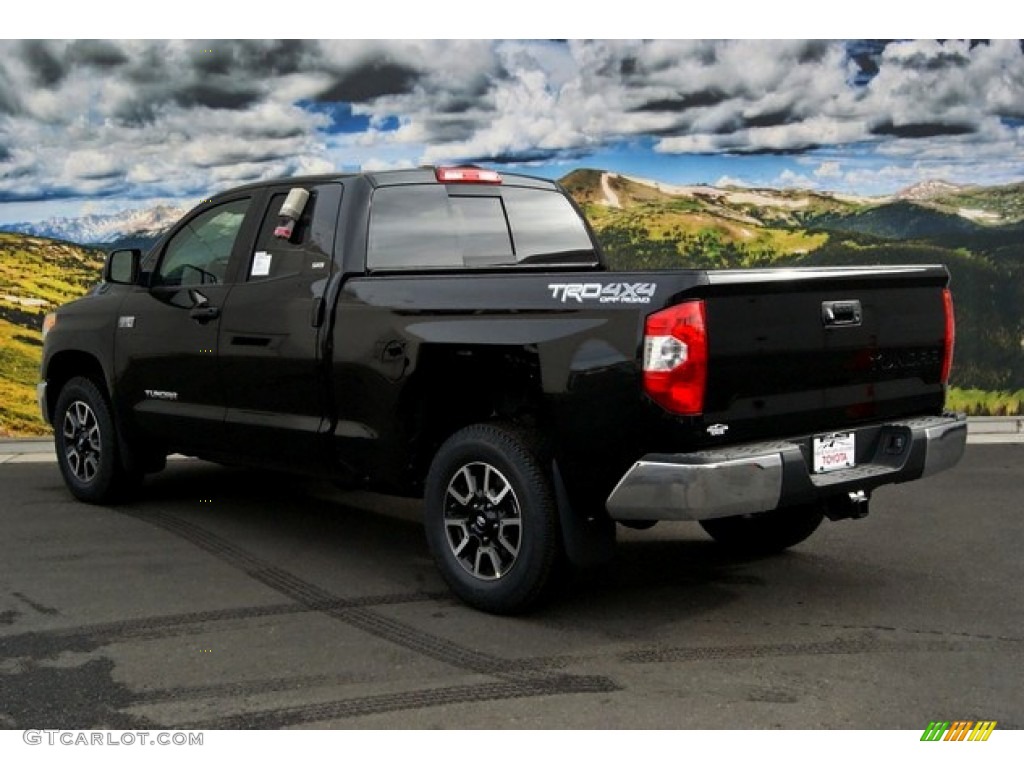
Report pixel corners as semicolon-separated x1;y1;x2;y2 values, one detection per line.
329;264;952;502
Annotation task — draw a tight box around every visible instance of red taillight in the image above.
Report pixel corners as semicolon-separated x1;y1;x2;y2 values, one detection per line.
642;300;707;415
435;167;502;184
941;287;955;384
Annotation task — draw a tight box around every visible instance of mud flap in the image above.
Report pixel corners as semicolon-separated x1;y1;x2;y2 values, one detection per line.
552;461;617;569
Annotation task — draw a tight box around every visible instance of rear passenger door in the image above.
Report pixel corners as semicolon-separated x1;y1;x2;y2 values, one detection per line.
218;183;343;470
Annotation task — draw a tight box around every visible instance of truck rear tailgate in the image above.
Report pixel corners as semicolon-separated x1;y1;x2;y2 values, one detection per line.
602;265;961;523
699;266;951;441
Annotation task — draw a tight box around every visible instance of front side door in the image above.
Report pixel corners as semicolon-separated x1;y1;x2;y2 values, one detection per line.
115;196;256;454
218;183;342;470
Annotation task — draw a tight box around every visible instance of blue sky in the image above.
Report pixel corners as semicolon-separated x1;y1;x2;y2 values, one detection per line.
1;39;1023;224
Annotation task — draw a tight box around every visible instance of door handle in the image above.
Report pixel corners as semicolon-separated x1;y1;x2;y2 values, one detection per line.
821;300;862;328
189;305;221;323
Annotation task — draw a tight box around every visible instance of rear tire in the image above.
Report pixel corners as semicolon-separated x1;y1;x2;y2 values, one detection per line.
424;424;560;614
54;376;140;504
699;504;823;555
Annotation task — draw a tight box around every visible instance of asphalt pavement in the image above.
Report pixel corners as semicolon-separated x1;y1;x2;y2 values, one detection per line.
1;445;1021;729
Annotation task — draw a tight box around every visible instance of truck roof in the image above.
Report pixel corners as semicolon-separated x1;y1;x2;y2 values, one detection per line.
209;167;558;201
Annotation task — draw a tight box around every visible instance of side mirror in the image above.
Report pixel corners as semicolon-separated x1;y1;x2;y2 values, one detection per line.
104;249;141;285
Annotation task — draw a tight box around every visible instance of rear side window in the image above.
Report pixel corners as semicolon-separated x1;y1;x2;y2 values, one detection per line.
368;185;596;270
248;191;317;281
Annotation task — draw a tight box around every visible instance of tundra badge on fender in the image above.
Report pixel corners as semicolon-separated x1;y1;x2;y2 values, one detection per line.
143;389;178;401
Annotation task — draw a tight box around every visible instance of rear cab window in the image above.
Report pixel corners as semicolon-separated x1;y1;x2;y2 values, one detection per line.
367;184;597;271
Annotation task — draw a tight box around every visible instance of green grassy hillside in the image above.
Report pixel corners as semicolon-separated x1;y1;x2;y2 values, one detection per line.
565;170;1024;395
568;171;832;270
931;182;1024;225
808;200;987;239
0;233;104;436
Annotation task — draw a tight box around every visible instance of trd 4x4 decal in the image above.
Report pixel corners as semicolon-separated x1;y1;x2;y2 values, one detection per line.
547;282;656;304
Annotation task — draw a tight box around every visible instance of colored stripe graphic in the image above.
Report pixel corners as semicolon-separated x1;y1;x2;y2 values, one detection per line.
920;720;996;741
969;721;997;741
944;721;972;741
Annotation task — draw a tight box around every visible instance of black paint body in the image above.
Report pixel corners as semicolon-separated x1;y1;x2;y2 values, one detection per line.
41;170;950;510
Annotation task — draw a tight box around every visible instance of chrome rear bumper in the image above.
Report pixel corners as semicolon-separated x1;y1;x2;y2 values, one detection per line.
606;414;967;522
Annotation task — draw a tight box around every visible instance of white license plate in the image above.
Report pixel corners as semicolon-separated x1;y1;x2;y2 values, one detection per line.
813;433;856;473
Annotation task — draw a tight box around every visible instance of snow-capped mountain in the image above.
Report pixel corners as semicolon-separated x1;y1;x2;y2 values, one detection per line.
2;204;188;245
895;180;964;201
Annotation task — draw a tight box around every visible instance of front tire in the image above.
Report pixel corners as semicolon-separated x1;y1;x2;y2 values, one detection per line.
54;376;139;504
424;424;559;614
699;504;824;555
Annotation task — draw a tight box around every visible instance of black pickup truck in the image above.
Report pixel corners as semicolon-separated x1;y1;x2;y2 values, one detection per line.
38;166;966;613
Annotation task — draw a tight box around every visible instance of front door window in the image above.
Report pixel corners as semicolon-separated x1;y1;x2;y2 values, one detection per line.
155;199;250;286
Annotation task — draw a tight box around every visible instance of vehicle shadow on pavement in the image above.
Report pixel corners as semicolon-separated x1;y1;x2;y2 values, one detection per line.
128;460;865;623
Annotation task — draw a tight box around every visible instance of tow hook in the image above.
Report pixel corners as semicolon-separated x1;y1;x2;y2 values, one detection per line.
825;490;871;521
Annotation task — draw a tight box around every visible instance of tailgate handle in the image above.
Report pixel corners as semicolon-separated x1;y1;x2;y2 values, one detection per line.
822;300;862;327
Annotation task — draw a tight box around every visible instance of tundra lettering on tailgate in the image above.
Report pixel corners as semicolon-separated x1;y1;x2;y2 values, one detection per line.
548;282;656;304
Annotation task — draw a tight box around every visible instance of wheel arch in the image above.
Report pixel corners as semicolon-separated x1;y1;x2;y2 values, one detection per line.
401;343;547;489
44;350;110;423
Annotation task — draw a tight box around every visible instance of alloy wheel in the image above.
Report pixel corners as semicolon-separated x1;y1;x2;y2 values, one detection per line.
443;462;523;580
62;400;101;483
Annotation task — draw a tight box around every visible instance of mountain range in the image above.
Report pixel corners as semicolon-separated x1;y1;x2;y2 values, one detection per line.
1;204;189;246
562;170;1024;249
4;175;1024;249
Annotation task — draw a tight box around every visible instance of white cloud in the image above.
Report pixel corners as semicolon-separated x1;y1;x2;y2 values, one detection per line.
62;150;124;180
776;169;818;188
360;157;416;172
715;175;750;188
0;39;1023;206
814;161;842;178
